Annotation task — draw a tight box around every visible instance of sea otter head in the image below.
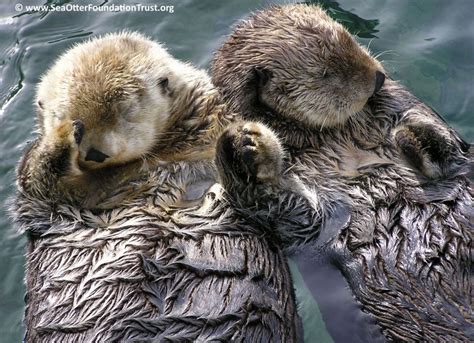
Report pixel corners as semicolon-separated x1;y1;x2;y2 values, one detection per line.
36;32;212;170
212;4;385;129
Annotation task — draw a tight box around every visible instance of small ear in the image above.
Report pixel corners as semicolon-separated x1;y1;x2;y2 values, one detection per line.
253;66;272;89
37;100;44;110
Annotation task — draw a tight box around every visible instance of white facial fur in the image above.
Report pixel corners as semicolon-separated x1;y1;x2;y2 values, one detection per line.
35;32;209;169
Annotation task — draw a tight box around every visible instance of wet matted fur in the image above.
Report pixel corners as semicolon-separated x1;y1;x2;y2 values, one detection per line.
11;32;306;341
212;4;473;342
12;122;313;342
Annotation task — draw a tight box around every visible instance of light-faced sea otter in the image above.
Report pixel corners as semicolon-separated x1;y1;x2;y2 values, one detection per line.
212;4;473;342
12;32;314;342
19;31;228;210
14;32;232;342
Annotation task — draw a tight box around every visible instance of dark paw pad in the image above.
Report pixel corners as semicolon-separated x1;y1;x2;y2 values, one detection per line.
240;127;263;166
73;120;85;145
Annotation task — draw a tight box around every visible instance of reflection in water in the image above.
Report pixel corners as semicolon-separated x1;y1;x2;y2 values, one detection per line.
291;256;387;343
289;260;334;343
309;0;380;38
289;202;387;343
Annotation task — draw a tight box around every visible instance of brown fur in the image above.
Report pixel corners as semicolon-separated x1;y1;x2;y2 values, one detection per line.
212;4;472;341
15;32;307;342
213;5;384;130
19;32;232;209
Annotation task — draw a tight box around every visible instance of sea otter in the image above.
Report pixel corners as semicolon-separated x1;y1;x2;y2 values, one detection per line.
212;4;473;342
13;32;231;341
13;32;312;342
19;31;228;209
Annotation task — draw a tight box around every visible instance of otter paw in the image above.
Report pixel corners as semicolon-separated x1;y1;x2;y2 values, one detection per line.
393;124;456;179
216;122;284;184
52;119;84;148
72;120;85;145
48;119;84;175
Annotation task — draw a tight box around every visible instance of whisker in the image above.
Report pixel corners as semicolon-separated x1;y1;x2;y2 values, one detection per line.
367;38;375;51
374;50;397;60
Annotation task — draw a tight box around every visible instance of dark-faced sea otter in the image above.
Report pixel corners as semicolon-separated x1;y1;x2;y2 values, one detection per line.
212;4;473;342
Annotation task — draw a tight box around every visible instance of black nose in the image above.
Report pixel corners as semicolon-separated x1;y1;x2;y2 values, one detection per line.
85;148;109;163
374;71;385;94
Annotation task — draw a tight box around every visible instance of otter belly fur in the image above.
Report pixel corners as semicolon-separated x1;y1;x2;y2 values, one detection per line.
14;162;213;342
13;123;311;342
12;32;308;342
212;4;473;341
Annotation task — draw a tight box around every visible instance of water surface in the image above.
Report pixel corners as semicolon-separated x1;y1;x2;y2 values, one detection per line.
0;0;472;341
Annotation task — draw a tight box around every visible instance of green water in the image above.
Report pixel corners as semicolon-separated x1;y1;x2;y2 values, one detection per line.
0;0;472;341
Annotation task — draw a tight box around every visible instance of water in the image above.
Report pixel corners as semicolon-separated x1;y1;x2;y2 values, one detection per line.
0;0;472;341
